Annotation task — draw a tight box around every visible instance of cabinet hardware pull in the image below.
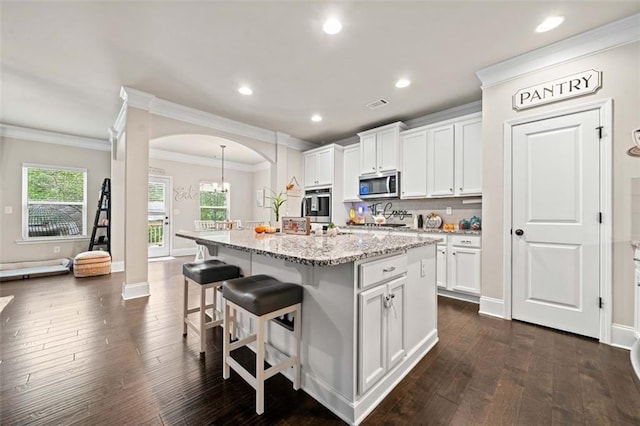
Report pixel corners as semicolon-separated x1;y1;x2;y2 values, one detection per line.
459;187;463;191
449;188;453;191
383;266;396;272
462;240;471;244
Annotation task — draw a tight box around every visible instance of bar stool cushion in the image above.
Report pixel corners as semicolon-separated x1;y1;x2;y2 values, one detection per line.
183;259;240;285
222;274;303;316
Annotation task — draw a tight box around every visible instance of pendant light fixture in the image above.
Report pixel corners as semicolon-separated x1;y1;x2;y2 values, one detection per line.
217;144;230;192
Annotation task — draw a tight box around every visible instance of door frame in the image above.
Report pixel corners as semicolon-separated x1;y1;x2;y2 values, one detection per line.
502;98;612;343
148;174;173;258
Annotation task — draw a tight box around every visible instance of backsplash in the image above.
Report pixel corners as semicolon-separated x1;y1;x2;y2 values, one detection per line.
346;197;482;229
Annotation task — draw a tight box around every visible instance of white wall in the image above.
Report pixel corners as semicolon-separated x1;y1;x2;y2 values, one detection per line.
481;42;640;326
252;166;272;223
0;137;111;263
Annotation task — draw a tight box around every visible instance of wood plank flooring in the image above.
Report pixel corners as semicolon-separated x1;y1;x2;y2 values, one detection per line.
1;256;638;425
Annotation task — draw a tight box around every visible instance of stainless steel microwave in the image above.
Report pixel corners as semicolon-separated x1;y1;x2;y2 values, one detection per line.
358;171;400;199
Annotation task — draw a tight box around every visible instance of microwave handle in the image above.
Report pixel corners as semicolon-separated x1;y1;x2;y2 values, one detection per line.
386;176;392;193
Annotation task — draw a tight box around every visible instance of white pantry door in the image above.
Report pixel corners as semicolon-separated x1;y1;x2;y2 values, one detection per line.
512;109;600;338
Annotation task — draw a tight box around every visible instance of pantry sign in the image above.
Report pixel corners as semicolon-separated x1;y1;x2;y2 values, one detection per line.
513;69;601;111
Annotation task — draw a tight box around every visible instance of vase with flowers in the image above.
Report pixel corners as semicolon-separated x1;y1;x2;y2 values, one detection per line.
266;188;287;229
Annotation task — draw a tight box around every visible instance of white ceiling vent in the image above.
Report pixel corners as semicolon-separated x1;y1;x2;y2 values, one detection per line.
366;99;389;109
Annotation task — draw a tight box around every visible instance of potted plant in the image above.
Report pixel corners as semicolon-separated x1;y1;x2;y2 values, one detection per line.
327;222;338;237
266;189;287;225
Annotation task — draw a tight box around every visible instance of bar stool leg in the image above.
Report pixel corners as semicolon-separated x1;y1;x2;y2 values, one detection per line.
222;300;231;379
183;278;188;336
293;304;301;390
199;286;206;353
256;315;266;415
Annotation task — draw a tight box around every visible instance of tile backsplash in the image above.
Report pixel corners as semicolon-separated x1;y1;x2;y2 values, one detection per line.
347;197;482;229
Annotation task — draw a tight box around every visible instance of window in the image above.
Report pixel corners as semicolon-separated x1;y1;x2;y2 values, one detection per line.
199;182;229;221
22;164;87;239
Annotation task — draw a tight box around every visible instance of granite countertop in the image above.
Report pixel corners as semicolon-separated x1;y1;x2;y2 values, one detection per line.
342;225;482;236
176;229;441;267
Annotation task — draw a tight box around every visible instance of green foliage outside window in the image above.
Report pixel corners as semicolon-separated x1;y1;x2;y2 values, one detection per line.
199;183;229;221
28;168;84;202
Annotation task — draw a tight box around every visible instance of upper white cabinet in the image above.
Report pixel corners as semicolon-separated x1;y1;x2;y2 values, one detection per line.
428;124;455;197
304;146;334;188
454;117;483;196
399;112;482;198
358;122;407;175
400;130;428;199
343;144;360;202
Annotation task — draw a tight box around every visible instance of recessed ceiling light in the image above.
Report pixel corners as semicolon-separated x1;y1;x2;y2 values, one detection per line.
395;79;411;88
535;16;565;33
311;114;323;122
323;18;342;35
238;86;253;95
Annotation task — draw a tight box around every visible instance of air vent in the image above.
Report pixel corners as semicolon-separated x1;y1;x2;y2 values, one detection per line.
366;99;389;109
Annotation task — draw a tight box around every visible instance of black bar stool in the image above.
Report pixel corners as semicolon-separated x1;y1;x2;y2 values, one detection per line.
182;259;241;354
221;275;303;415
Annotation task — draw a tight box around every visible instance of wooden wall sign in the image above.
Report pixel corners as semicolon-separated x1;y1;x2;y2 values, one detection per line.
513;69;602;111
281;217;310;235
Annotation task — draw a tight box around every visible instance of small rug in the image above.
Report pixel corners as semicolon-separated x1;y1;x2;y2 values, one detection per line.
0;295;14;314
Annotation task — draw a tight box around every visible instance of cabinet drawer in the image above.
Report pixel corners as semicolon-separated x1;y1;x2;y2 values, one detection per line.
359;254;407;289
451;235;481;248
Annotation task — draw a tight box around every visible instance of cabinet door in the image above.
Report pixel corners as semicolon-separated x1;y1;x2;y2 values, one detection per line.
455;118;482;195
436;245;448;289
304;153;318;187
316;149;334;186
400;131;428;198
386;277;406;369
377;128;398;173
450;248;481;295
358;285;387;394
360;134;377;175
343;146;360;201
428;124;455;196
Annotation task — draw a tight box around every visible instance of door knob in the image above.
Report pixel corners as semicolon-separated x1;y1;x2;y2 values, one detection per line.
515;229;524;236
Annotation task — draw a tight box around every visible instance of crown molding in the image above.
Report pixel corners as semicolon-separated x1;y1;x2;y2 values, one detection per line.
476;13;640;88
149;148;265;172
120;86;156;110
404;100;482;129
0;124;110;152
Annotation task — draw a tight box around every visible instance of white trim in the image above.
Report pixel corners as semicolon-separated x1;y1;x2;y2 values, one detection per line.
404;100;483;129
171;247;197;257
149;148;263;172
479;296;505;319
111;261;124;272
1;124;110;151
119;86;317;152
437;289;480;304
121;281;150;300
477;13;640;88
252;161;271;171
502;98;613;344
610;323;636;350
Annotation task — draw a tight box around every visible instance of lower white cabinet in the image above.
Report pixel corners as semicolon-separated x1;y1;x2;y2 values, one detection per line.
435;234;482;296
358;275;406;394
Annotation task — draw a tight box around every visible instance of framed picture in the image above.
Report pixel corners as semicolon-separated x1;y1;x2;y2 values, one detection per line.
281;217;310;235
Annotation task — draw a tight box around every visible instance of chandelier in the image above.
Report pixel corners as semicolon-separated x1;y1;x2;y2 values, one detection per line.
213;144;230;193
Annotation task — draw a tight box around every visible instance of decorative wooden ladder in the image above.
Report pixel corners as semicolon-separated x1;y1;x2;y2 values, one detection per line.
88;178;111;253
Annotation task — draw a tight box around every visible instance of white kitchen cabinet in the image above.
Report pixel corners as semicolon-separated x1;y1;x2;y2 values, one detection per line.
304;146;334;188
343;144;360;202
358;122;406;176
449;236;481;295
358;276;406;394
454;117;483;195
436;244;448;289
400;130;428;199
427;124;455;197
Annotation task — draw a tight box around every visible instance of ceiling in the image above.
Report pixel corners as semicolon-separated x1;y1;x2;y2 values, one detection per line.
2;1;639;160
151;134;267;165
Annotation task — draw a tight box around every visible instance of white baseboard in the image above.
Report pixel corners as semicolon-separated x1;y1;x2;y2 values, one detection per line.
438;289;479;304
610;323;636;350
171;248;196;257
478;296;505;319
111;261;124;272
121;281;150;300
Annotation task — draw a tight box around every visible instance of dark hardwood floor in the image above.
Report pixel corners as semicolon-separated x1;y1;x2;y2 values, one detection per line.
1;256;638;425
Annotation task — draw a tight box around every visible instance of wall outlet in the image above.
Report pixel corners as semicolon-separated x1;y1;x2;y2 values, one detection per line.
446;207;452;215
53;246;60;253
4;206;12;214
420;259;427;277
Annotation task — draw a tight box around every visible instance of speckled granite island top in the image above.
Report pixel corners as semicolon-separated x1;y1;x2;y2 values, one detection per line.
176;229;441;266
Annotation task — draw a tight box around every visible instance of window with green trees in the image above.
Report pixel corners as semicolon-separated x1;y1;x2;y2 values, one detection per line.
22;165;87;238
199;182;229;221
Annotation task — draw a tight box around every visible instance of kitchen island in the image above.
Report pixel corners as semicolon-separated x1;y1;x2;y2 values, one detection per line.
176;229;440;425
